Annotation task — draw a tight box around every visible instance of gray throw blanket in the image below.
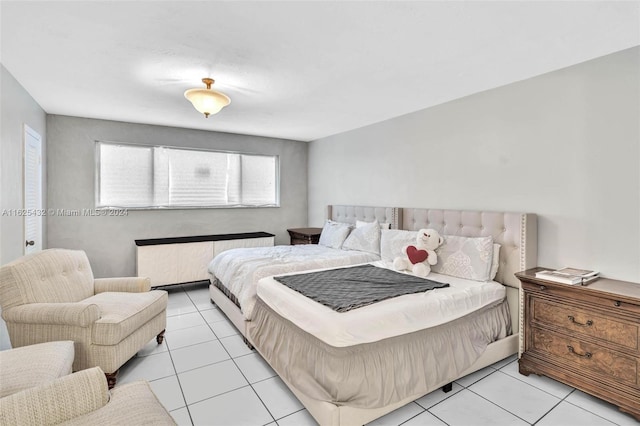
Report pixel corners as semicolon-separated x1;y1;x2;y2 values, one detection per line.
274;264;449;312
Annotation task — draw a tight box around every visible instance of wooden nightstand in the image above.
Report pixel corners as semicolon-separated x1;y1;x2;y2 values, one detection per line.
287;227;322;245
516;268;640;421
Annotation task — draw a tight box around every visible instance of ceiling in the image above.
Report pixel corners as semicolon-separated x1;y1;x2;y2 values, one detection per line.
1;1;639;142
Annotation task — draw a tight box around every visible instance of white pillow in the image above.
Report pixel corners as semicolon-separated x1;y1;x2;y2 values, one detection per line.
343;220;381;255
356;220;391;230
380;229;418;262
490;244;501;280
318;220;352;249
432;235;494;281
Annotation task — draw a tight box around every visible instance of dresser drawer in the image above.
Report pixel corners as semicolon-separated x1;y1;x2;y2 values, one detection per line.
522;280;640;317
531;297;639;350
291;237;317;245
532;328;639;388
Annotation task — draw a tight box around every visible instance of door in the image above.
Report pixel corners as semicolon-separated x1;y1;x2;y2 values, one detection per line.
24;125;42;254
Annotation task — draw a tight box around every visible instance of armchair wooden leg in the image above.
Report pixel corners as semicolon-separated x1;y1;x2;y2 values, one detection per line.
156;329;166;344
105;371;118;389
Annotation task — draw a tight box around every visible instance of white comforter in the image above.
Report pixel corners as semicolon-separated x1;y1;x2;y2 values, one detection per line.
208;244;380;319
257;261;506;347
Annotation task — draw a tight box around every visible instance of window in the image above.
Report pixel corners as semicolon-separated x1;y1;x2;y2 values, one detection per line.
96;141;279;208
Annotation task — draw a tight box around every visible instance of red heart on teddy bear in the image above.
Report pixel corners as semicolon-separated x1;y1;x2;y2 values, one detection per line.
406;245;428;265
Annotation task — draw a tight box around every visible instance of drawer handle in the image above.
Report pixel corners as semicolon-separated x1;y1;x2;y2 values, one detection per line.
567;345;592;359
614;301;621;307
567;315;593;327
539;285;546;291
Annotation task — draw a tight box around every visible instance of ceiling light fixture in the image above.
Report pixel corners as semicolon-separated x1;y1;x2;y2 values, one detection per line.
184;78;231;118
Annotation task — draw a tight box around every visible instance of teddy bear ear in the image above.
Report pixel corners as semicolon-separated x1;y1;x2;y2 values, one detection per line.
439;236;444;245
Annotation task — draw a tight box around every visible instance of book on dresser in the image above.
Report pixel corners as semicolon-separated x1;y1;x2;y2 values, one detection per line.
535;267;599;285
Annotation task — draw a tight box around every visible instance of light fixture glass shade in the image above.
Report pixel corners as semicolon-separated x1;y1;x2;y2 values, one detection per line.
184;82;230;118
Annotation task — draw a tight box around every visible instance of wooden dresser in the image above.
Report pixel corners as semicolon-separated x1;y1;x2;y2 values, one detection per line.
516;268;640;421
287;227;322;245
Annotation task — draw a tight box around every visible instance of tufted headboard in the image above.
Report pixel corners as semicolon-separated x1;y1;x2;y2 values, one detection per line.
402;208;537;289
328;205;402;230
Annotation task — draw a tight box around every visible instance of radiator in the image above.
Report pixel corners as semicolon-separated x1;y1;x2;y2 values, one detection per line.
135;232;275;288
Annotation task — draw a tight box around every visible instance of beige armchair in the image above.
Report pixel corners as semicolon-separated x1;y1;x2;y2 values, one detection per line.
0;367;176;425
0;341;75;398
0;249;167;387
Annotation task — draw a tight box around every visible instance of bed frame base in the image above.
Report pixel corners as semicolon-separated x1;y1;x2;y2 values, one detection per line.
210;279;521;426
242;336;254;350
209;282;253;344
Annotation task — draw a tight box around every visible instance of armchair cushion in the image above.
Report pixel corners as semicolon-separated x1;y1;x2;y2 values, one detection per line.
0;367;109;425
0;341;75;398
2;303;100;327
82;291;168;345
94;277;151;294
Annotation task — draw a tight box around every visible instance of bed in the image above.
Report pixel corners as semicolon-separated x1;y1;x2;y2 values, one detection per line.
246;208;537;425
207;205;402;338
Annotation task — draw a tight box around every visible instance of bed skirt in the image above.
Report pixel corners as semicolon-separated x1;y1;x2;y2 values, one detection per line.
249;297;511;409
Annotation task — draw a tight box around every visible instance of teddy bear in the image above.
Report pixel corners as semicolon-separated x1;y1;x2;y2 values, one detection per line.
393;228;444;277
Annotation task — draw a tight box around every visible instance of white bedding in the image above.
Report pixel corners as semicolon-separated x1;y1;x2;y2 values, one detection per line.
208;244;380;319
257;260;506;347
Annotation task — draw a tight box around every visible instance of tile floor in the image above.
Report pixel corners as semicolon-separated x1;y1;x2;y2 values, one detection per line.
117;283;638;426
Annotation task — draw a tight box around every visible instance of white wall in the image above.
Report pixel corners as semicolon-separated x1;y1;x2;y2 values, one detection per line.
47;115;308;278
0;65;47;265
0;65;47;350
309;47;640;282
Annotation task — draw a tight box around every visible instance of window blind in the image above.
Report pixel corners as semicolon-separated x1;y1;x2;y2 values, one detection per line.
97;142;279;209
99;144;153;207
